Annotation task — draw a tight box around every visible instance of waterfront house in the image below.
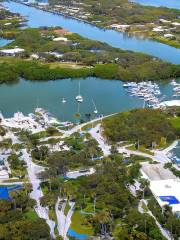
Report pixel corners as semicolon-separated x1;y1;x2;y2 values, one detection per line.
0;48;25;56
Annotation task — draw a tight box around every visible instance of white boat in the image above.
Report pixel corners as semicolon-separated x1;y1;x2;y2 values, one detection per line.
92;99;98;114
62;97;66;103
123;82;137;88
75;81;83;103
171;79;178;86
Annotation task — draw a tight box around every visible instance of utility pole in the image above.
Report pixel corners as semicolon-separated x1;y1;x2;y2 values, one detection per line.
93;197;96;213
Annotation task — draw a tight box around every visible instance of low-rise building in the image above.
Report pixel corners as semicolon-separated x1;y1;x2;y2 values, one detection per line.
164;33;175;39
0;48;25;56
53;37;68;42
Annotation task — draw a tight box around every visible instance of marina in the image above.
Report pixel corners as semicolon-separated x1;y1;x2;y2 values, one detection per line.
0;0;180;238
123;81;162;108
0;77;178;122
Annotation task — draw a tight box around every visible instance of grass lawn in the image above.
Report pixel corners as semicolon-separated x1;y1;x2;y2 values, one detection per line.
128;145;154;156
24;210;38;221
83;203;94;213
64;202;71;216
70;210;94;236
48;62;88;69
49;209;57;222
170;117;180;131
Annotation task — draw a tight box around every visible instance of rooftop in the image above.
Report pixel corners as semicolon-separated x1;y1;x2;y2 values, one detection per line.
150;179;180;213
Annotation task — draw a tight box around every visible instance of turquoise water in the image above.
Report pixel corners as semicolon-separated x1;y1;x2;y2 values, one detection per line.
0;38;11;47
171;142;180;159
130;0;180;9
3;1;180;64
0;78;175;122
68;229;89;239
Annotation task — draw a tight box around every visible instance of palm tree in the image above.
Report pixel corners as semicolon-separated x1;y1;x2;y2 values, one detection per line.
139;178;150;199
94;210;111;236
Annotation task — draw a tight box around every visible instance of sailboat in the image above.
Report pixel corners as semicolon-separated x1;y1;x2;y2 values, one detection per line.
75;81;83;103
92;99;98;114
62;97;66;103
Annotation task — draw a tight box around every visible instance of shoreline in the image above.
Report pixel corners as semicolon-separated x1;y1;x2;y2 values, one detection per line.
6;0;180;50
162;140;179;154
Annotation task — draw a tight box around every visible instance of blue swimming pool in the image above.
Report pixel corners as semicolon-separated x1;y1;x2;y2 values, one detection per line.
0;185;23;200
159;196;180;205
68;229;89;239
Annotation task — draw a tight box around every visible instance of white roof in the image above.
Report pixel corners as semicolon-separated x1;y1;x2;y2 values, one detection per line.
150;179;180;213
159;100;180;107
164;33;175;38
152;26;164;32
141;163;176;181
172;22;180;26
159;19;171;23
0;48;25;54
4;22;12;26
0;169;9;179
110;24;130;29
53;37;68;42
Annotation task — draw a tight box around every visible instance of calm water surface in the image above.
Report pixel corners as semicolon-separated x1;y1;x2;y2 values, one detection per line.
0;38;11;47
130;0;180;9
0;78;175;121
3;1;180;64
1;1;180;157
171;142;180;159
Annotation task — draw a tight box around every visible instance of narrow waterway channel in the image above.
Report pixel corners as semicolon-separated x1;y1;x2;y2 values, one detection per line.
3;1;180;64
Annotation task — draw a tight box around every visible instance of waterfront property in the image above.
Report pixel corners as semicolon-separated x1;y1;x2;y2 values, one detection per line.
3;1;180;63
141;163;180;215
0;48;24;56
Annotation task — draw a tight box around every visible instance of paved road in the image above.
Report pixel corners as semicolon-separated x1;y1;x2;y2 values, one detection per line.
62;113;118;138
21;149;56;238
89;124;110;156
88;124;175;164
55;199;75;240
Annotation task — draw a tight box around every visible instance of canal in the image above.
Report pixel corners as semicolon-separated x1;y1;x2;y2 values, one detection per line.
3;1;180;64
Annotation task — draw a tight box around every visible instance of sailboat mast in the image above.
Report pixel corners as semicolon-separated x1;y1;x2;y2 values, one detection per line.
79;81;80;95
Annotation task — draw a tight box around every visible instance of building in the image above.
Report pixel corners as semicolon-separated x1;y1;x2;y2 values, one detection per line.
0;48;25;56
53;37;68;42
141;162;180;215
150;179;180;215
164;33;175;39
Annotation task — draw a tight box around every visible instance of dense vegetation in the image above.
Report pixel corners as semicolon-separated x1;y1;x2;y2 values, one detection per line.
1;59;180;84
49;0;180;25
0;188;50;240
40;153;167;239
1;28;180;83
103;108;180;148
148;197;180;240
46;0;180;47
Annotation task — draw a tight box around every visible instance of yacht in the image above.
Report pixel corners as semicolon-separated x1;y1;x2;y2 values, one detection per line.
92;99;98;114
62;97;66;103
75;81;83;103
